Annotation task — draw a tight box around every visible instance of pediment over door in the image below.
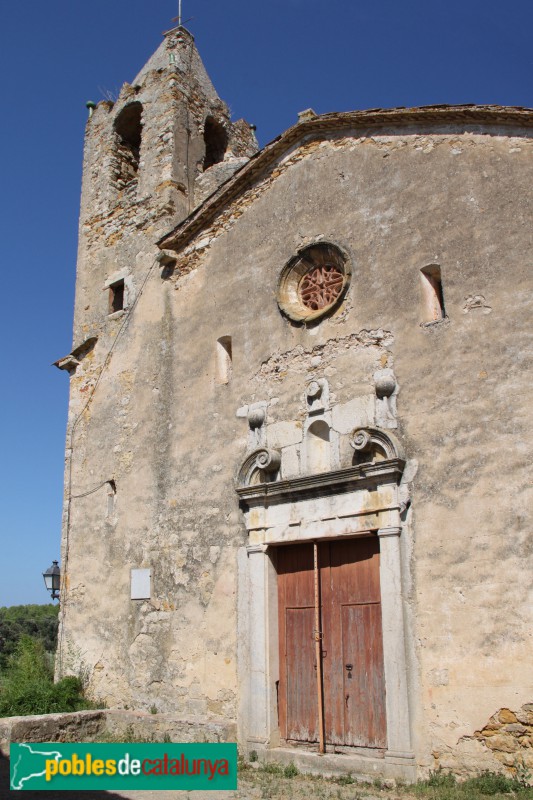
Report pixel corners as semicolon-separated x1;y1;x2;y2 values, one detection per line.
236;428;406;546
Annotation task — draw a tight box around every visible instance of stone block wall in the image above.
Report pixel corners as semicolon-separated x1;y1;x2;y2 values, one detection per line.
0;709;235;757
474;706;533;771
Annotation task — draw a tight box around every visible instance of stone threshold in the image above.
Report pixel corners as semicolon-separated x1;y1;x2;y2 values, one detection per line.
259;745;417;783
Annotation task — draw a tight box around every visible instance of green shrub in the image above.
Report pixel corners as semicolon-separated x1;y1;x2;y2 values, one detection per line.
462;770;522;795
283;762;299;778
0;636;92;717
414;768;533;798
425;769;457;787
260;762;284;775
516;761;533;787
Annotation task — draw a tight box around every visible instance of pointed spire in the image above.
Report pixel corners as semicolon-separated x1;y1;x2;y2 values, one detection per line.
131;25;218;103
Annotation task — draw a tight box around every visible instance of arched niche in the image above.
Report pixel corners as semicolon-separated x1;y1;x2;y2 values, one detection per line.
420;264;446;323
306;419;331;474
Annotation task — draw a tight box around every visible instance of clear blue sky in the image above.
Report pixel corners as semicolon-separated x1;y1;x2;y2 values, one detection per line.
0;0;532;607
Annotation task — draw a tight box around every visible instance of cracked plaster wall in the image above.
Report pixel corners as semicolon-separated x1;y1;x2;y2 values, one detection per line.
60;90;533;776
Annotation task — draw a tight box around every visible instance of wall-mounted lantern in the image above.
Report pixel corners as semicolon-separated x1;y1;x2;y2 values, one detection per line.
42;560;61;601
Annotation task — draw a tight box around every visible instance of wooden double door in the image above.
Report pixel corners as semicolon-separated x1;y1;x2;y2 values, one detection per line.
277;537;386;749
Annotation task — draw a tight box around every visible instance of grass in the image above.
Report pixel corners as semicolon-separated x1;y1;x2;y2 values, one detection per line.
97;725;173;743
410;767;533;798
238;760;533;800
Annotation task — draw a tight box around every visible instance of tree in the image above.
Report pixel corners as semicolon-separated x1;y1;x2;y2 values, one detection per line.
0;605;59;672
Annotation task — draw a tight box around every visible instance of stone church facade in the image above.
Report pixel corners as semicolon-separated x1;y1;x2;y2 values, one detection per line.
55;25;533;781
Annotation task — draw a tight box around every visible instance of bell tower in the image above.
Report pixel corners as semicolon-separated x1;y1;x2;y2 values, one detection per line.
71;25;257;349
55;27;258;690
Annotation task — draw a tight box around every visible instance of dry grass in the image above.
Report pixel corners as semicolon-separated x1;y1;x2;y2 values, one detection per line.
236;761;533;800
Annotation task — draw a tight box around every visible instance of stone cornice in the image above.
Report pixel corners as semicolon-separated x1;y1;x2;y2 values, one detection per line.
158;104;533;253
236;459;405;507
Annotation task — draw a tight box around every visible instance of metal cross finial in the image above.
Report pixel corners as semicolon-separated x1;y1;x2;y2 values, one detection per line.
171;0;182;26
172;0;193;29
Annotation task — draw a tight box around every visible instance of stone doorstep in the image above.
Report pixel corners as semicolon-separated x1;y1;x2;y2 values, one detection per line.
259;746;417;783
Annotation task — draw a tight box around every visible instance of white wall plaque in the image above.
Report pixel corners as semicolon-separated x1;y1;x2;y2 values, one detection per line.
131;568;151;600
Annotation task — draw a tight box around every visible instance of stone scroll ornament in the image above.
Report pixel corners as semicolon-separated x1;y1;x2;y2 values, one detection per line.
237;448;282;487
350;429;373;454
349;427;405;461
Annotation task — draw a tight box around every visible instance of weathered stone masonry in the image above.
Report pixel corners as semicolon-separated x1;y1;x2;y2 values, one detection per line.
56;23;533;782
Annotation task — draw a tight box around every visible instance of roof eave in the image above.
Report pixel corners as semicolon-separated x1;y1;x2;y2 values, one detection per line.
158;104;533;253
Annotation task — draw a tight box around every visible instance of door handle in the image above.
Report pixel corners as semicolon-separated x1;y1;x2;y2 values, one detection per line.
345;664;353;671
345;694;349;707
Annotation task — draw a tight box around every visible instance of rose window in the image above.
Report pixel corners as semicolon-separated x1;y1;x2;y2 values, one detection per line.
277;242;350;323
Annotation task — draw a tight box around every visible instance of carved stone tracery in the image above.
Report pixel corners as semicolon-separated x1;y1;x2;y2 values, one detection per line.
298;264;344;311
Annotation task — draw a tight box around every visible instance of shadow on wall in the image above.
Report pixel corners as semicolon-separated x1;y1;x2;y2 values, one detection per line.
0;748;129;800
